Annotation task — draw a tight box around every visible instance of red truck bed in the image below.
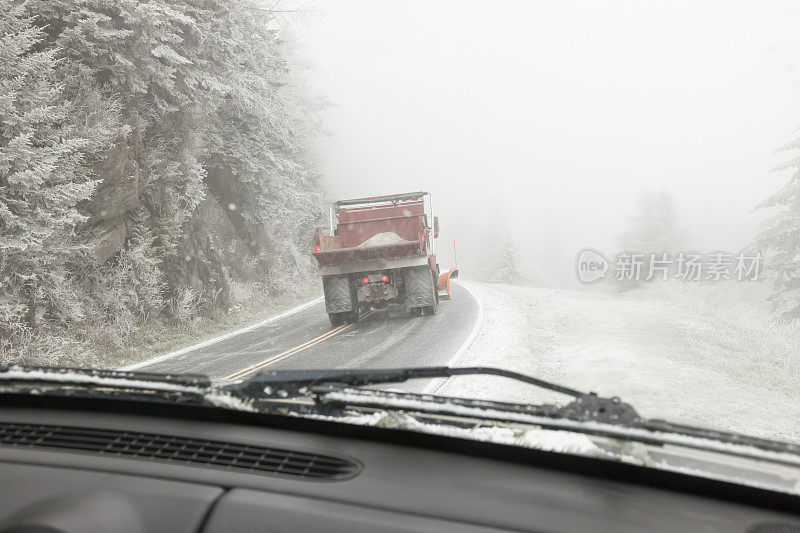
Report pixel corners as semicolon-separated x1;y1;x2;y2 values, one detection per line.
312;196;430;269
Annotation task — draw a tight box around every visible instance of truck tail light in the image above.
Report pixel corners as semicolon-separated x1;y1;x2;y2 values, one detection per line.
315;244;321;252
420;233;426;243
362;277;369;284
381;275;388;282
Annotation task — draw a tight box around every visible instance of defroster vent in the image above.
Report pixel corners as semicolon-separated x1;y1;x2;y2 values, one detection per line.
0;422;360;481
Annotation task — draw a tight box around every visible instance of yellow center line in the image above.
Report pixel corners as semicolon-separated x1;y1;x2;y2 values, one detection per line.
223;310;374;382
223;326;346;381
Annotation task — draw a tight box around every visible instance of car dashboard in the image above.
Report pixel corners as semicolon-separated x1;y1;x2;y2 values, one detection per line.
0;400;798;533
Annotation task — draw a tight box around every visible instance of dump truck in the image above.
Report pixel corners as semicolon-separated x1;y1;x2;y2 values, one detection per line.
312;191;448;326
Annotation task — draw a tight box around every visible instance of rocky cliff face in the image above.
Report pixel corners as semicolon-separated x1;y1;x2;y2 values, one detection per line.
82;132;144;265
80;143;275;314
0;0;324;363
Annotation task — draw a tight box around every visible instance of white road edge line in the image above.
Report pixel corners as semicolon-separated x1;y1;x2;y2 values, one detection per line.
119;296;324;371
422;280;486;395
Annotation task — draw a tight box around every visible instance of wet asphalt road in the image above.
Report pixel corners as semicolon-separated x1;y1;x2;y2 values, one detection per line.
138;281;479;391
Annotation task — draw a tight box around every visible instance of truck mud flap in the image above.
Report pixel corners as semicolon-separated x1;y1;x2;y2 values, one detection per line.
323;276;353;313
404;266;435;308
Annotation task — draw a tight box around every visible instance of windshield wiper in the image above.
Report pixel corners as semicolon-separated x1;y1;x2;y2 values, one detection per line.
222;366;641;425
0;365;211;404
224;366;583;397
222;366;800;464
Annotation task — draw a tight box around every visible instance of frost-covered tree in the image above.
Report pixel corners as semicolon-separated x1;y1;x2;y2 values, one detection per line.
619;191;686;254
756;139;800;320
27;0;323;282
1;0;325;362
472;206;506;281
0;1;117;346
490;236;520;284
614;191;687;290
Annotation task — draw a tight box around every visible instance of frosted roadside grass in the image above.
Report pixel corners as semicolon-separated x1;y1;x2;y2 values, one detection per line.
649;281;799;439
112;281;322;370
438;280;800;444
0;280;320;371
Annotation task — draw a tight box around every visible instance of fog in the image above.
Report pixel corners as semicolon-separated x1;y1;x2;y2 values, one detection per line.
299;0;800;282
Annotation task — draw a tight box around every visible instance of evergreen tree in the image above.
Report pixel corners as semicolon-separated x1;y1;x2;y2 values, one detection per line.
615;191;687;289
473;206;506;282
619;191;685;254
491;236;520;284
1;0;325;361
0;0;117;343
756;139;800;320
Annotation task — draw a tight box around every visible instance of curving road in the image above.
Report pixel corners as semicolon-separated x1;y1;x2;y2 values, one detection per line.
129;281;480;391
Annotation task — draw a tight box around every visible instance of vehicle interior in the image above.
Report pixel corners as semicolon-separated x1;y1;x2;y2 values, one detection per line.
0;394;798;533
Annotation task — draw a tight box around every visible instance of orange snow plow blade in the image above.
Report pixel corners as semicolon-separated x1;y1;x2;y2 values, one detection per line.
438;267;459;300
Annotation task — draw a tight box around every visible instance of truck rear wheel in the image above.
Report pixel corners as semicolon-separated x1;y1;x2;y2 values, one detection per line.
423;270;439;315
403;265;438;318
328;313;344;327
423;286;438;315
346;307;360;324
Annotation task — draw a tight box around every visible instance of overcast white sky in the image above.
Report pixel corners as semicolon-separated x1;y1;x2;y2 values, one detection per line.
296;0;800;276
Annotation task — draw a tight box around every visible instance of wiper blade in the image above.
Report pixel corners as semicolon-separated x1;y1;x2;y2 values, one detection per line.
224;366;584;398
0;365;211;401
317;387;800;467
254;371;799;466
223;366;641;424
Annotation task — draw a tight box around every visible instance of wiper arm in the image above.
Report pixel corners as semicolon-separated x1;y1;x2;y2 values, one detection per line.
224;366;642;425
226;367;800;464
223;366;585;399
0;365;211;402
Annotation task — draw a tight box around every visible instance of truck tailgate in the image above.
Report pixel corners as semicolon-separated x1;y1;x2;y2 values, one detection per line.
313;241;423;266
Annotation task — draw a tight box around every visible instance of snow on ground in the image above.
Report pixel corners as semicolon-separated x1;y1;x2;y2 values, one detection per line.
438;281;800;444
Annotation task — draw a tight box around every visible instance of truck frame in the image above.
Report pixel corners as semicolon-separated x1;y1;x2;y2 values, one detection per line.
312;191;440;326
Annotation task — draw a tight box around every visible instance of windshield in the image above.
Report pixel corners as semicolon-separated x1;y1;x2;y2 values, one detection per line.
1;0;798;470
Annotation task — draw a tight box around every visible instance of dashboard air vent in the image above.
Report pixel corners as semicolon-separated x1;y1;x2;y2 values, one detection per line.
0;422;360;481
